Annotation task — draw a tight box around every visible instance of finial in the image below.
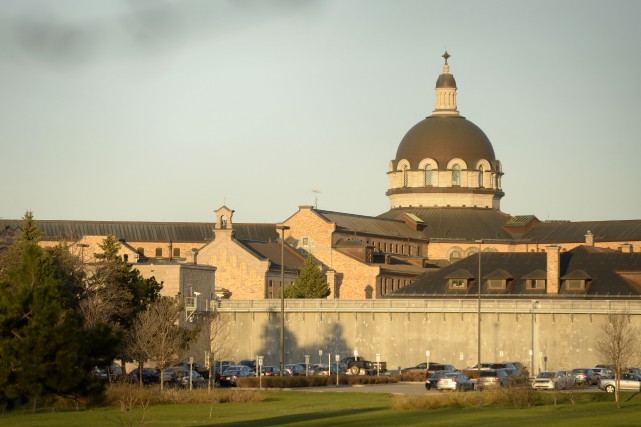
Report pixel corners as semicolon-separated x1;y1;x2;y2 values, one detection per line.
442;51;451;65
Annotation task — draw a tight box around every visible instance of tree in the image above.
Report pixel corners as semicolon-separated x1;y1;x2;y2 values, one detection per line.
0;238;119;408
596;311;639;408
16;210;42;244
285;254;330;298
189;310;233;390
128;297;193;390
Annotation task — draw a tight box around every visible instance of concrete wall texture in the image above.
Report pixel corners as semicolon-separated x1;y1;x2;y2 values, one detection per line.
215;299;641;373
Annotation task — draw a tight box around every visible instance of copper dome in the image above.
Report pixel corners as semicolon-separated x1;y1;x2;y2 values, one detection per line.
394;115;496;169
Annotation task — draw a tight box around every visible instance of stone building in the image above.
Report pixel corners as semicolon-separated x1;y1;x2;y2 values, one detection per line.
2;52;641;301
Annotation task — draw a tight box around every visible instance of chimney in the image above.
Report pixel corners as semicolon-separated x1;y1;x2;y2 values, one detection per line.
621;243;633;253
585;230;594;246
546;245;560;294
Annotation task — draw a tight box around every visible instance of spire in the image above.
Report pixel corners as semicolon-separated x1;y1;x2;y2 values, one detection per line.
432;51;459;116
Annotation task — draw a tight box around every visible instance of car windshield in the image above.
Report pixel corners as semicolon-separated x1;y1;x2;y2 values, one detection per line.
537;372;556;379
480;371;498;377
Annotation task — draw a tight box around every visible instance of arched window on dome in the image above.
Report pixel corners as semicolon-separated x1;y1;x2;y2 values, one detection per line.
478;165;484;188
424;164;433;186
452;164;461;186
403;165;409;187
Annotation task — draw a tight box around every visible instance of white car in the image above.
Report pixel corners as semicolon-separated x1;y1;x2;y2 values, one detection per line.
532;371;567;390
436;372;474;391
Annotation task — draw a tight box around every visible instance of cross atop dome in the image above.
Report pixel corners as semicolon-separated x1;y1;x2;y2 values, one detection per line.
442;51;450;65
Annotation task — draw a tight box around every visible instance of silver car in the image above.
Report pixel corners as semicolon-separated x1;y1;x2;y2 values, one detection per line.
436;372;474;392
532;371;567;390
598;373;641;393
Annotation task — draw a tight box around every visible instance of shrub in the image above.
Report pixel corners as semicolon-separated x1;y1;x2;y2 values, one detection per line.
236;374;397;388
104;384;265;406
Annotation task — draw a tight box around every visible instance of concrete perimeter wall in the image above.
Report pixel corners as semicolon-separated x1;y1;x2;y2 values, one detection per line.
214;299;641;373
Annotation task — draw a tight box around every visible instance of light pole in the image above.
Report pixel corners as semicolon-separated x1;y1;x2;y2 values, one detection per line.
276;225;290;377
475;240;483;383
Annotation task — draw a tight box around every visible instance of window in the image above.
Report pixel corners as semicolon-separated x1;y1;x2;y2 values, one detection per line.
488;279;506;290
268;280;274;298
527;279;546;290
425;164;433;186
478;165;484;187
449;279;467;289
173;247;180;257
302;237;309;246
565;280;585;290
403;165;409;187
155;247;162;257
449;251;462;263
452;164;461;186
137;247;145;256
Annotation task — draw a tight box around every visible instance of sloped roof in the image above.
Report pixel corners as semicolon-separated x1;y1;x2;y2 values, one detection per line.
239;239;305;271
518;220;641;243
0;219;277;244
377;207;513;241
390;245;641;297
315;210;425;239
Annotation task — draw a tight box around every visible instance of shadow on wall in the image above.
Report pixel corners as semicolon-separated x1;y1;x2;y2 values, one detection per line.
255;312;351;367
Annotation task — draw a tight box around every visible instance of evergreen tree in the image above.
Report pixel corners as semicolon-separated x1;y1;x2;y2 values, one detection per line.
16;210;42;244
0;241;119;408
285;254;330;298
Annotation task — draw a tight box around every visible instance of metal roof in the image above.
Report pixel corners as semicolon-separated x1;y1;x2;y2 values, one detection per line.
391;246;641;297
315;210;425;240
518;220;641;243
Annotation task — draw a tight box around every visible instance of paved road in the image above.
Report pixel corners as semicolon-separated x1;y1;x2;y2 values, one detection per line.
289;382;601;395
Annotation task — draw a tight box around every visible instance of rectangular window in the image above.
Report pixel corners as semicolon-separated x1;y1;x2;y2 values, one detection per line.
565;280;585;290
302;237;309;246
155;247;162;257
173;247;180;257
449;279;467;289
137;247;145;256
528;279;546;290
268;280;274;299
488;279;505;290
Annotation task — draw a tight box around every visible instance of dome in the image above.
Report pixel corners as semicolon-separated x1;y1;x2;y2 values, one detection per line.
394;115;496;169
436;73;456;89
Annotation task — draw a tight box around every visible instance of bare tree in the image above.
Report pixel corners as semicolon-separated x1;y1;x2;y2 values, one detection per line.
128;296;193;390
596;311;639;408
188;310;233;390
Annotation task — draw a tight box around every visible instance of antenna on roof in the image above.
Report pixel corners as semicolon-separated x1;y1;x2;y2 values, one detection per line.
312;189;321;209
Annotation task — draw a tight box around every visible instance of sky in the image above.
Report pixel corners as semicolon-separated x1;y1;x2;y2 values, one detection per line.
1;0;640;224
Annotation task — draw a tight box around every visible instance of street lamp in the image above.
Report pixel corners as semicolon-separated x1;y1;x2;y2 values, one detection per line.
276;225;290;377
475;239;483;382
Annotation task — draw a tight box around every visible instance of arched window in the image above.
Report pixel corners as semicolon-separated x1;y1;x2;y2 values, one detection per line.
403;165;409;187
478;165;484;187
449;250;462;263
424;164;433;186
452;164;461;186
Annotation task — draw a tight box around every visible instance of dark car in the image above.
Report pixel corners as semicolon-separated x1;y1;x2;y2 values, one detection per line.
128;368;161;385
220;366;253;387
239;359;257;371
402;362;428;373
426;363;457;375
425;371;448;390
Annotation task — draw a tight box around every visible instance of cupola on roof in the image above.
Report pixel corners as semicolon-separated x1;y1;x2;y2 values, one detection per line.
393;51;496;169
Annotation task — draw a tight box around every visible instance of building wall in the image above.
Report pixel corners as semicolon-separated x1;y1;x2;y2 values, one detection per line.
284;207;381;299
216;299;641;373
198;230;270;299
134;263;216;306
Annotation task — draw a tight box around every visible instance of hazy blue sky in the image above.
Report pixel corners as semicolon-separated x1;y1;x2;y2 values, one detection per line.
1;0;640;224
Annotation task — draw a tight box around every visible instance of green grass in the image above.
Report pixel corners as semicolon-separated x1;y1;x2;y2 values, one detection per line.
2;391;641;426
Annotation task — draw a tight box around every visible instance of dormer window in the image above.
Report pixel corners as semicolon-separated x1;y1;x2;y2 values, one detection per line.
527;279;546;290
564;279;586;291
487;279;506;290
449;278;467;289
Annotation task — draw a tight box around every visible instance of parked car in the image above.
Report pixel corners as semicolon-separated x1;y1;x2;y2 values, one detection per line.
466;363;495;371
425;371;448;390
402;363;428;373
560;370;576;388
436;372;474;392
572;368;594;386
598;373;641;393
220;366;253;387
166;367;207;388
589;367;609;385
477;369;508;389
531;371;567;390
284;364;306;376
255;366;281;376
239;359;257;371
128;368;161;385
426;363;457;375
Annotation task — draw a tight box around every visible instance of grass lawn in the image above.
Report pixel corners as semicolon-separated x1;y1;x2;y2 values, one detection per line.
2;390;641;426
